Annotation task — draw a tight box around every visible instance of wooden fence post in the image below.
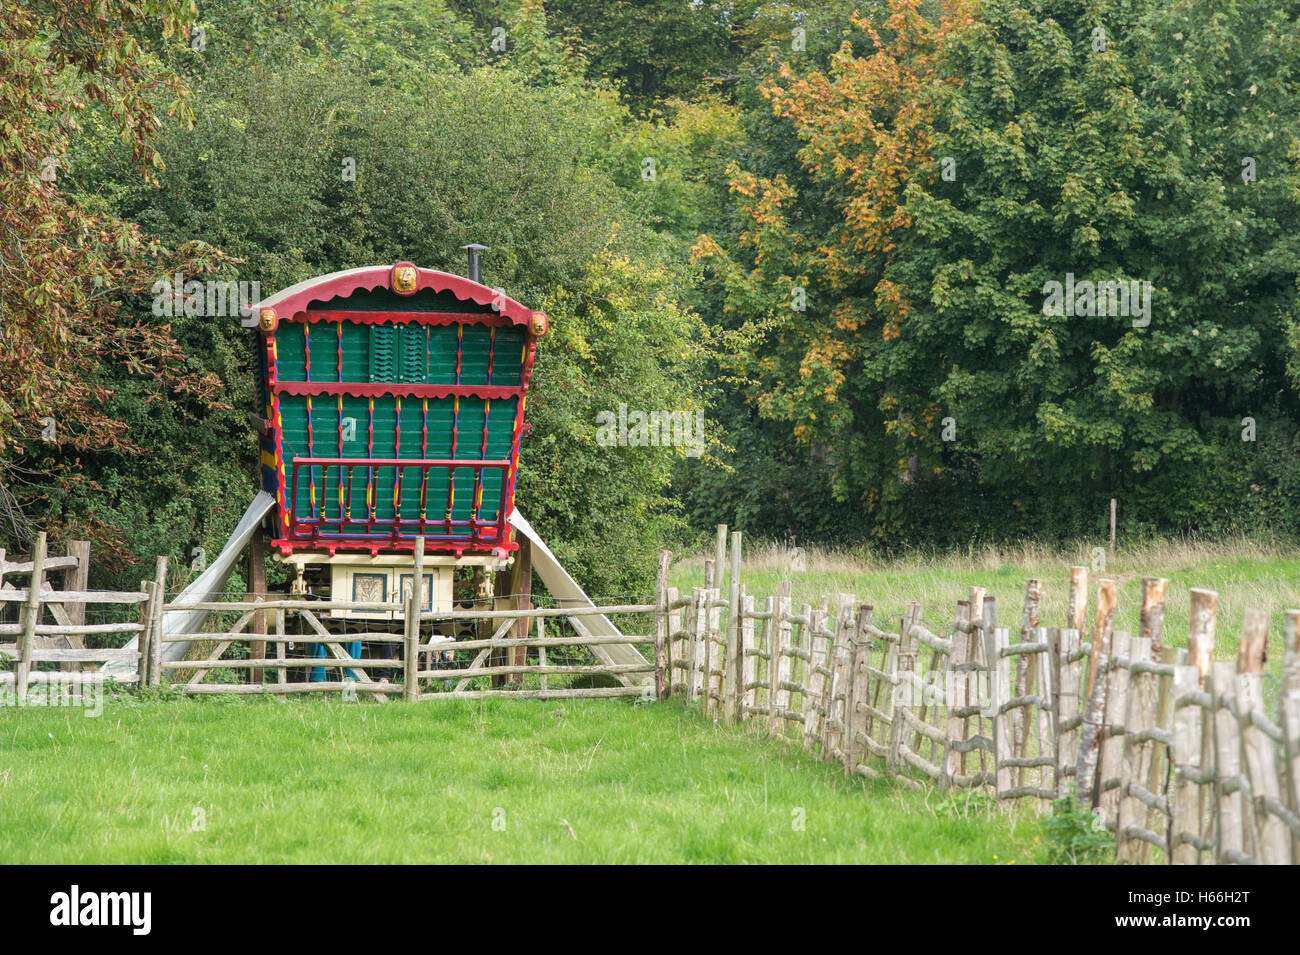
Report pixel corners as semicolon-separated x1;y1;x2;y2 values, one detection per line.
1055;627;1081;793
654;550;671;701
963;589;987;777
1115;635;1153;863
888;602;921;775
537;616;548;695
1236;610;1286;864
15;532;47;706
714;524;727;590
686;586;703;707
770;586;792;737
149;556;167;688
275;608;287;697
137;581;156;688
821;597;849;762
1170;664;1209;864
757;594;774;723
1237;668;1288;864
1145;645;1178;819
739;591;755;722
666;586;681;695
844;604;871;775
1189;588;1218;687
404;536;425;702
1013;579;1044;770
1236;607;1267;675
1284;610;1300;696
1084;577;1117;701
247;524;266;684
945;600;971;784
1140;578;1169;652
60;539;91;671
986;623;1013;797
976;596;997;782
1077;576;1118;803
1067;566;1089;634
1075;654;1108;803
64;540;91;626
1282;688;1300;863
1211;661;1247;863
802;599;829;750
725;530;742;725
1098;631;1133;823
704;587;721;716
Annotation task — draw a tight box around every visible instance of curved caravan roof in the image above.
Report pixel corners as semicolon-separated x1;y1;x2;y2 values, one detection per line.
241;262;537;327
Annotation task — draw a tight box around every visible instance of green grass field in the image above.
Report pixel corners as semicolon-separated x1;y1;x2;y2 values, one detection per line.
0;696;1041;864
671;537;1300;678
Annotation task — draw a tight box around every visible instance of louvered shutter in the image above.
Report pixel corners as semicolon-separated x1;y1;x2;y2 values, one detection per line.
369;325;396;382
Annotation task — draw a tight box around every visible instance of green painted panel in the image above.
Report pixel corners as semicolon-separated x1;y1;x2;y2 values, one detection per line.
274;310;524;535
307;321;339;380
278;392;516;526
273;327;305;382
399;324;427;383
458;324;493;384
276;319;525;386
340;322;369;381
426;325;460;384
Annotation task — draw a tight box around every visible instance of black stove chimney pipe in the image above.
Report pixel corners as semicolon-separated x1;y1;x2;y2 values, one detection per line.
461;243;487;284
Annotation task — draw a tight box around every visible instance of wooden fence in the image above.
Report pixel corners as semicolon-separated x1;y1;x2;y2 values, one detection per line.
1;534;658;702
655;529;1300;865
0;532;150;700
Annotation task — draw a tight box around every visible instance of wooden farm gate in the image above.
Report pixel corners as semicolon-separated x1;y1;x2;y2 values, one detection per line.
155;541;657;700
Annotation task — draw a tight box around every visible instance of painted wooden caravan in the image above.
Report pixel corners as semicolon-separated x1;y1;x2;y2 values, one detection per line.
243;255;548;618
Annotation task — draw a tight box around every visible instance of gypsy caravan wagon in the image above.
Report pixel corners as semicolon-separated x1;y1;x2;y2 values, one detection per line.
95;247;649;691
246;251;544;613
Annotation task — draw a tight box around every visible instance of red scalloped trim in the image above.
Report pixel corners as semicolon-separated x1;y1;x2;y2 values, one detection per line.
264;266;535;326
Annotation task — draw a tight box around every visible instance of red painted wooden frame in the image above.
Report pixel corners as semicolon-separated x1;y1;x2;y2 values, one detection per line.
254;264;542;559
275;382;524;400
302;309;519;328
283;457;517;557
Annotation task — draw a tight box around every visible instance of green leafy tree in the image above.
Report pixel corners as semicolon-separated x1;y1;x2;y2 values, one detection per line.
0;0;228;557
698;0;1300;545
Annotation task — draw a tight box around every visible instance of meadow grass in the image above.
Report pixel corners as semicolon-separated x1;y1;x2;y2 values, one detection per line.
670;536;1300;680
0;696;1040;864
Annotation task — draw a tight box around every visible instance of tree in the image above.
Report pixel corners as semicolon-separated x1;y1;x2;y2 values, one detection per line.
0;0;227;554
697;0;1300;544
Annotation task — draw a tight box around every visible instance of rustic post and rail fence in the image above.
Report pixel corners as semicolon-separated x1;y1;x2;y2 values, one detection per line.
658;526;1300;866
